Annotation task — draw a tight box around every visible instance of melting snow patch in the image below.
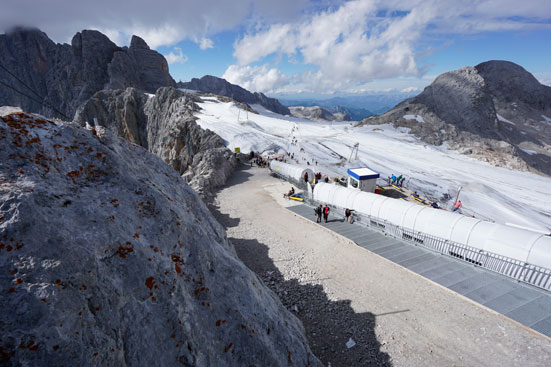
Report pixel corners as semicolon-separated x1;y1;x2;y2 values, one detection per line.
541;115;551;125
346;338;356;349
145;93;155;99
403;114;425;123
496;114;515;125
0;106;22;116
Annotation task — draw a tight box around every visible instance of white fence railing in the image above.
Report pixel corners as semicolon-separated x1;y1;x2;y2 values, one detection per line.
313;202;551;291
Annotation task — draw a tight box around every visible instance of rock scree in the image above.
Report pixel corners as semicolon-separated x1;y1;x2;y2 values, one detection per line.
0;111;320;366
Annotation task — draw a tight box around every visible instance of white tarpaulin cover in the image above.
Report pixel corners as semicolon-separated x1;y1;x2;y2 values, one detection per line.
313;183;551;268
270;160;314;183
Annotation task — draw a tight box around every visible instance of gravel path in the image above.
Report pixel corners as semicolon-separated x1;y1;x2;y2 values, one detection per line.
209;165;551;367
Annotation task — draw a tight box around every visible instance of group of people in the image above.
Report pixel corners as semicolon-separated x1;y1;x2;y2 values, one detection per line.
389;174;406;187
314;204;331;223
314;205;354;224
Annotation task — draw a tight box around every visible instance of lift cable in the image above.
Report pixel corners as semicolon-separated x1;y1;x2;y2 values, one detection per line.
0;62;69;119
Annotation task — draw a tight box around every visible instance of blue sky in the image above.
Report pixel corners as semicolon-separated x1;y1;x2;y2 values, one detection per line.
3;0;550;96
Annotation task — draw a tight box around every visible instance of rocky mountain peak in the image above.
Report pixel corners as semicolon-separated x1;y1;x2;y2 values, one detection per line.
0;28;175;119
129;35;150;50
178;75;290;115
475;60;551;110
359;60;551;175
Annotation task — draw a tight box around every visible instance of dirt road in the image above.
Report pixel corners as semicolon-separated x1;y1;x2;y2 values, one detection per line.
210;165;551;367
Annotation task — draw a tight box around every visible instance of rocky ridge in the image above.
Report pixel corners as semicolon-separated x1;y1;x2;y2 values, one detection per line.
0;28;175;119
74;87;236;198
289;106;351;122
178;75;290;116
359;60;551;175
0;111;320;366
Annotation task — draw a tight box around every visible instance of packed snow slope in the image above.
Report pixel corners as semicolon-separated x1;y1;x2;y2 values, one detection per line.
195;97;551;232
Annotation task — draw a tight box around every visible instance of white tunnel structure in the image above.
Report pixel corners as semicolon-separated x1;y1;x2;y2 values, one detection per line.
270;161;314;186
313;183;551;289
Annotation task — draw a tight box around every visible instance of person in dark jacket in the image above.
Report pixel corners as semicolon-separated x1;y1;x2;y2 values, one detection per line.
323;204;330;223
345;208;353;223
304;172;309;183
314;205;322;223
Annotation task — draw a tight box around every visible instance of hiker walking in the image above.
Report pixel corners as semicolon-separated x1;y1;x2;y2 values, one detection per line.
304;172;309;183
314;205;322;223
345;208;353;223
323;204;330;223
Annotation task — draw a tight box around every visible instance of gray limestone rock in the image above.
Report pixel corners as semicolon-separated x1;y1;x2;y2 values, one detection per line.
289;106;350;122
178;75;290;115
358;60;551;175
74;87;236;197
0;111;320;367
0;28;175;119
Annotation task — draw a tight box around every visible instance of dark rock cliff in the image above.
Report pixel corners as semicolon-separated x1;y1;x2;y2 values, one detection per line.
178;75;290;115
0;28;175;119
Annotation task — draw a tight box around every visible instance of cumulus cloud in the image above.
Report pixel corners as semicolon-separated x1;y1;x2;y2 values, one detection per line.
400;87;420;93
231;0;551;92
0;0;310;48
223;64;290;93
164;47;188;64
199;38;214;50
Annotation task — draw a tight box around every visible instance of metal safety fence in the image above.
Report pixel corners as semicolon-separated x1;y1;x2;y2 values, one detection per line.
316;202;551;291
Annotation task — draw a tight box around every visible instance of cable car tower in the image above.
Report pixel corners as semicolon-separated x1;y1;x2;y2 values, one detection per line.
348;142;359;162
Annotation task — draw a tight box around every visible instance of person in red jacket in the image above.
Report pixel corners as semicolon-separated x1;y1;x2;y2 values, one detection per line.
453;200;462;212
323;204;330;223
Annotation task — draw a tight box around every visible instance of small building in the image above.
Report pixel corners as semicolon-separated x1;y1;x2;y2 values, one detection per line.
347;167;379;192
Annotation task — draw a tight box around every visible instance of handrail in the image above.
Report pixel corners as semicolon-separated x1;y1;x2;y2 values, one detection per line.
319;202;551;291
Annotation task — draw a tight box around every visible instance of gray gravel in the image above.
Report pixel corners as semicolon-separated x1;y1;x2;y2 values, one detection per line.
210;165;551;367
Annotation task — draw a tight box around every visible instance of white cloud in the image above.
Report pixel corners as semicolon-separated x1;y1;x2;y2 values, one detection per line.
199;37;214;50
232;0;551;93
400;87;420;93
222;64;290;93
0;0;311;48
164;47;188;64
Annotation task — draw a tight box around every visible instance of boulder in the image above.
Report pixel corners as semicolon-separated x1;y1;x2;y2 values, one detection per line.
0;111;320;366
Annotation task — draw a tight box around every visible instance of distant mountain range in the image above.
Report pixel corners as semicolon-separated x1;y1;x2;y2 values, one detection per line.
359;60;551;175
278;92;420;120
0;28;175;119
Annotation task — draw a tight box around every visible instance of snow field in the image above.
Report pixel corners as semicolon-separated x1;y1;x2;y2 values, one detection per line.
195;98;551;231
